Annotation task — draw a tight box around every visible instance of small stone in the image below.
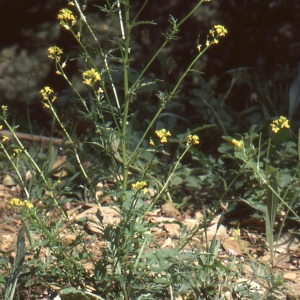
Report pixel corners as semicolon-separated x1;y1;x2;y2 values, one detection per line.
3;175;15;186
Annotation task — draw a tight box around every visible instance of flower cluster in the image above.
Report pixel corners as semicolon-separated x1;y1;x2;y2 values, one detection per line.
48;46;63;61
13;148;23;156
213;25;228;37
57;8;76;30
1;105;8;119
40;87;57;108
186;135;200;146
9;198;33;209
270;116;290;134
132;181;148;194
155;129;171;143
206;25;228;46
82;68;101;86
231;139;243;149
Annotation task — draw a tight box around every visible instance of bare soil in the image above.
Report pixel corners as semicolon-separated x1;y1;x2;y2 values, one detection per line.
1;183;300;299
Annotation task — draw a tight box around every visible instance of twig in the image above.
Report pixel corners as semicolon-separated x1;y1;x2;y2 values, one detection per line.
0;130;72;147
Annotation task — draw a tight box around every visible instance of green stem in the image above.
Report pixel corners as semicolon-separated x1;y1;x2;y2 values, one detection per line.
0;143;29;198
170;46;209;97
131;0;206;91
23;221;34;246
127;47;210;168
64;3;123;121
47;101;89;181
121;2;131;192
254;168;299;221
149;145;192;208
177;0;205;27
127;104;166;167
215;166;245;210
46;100;108;224
132;0;149;23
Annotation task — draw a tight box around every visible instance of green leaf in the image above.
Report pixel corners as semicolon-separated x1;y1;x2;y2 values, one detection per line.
289;63;300;120
238;198;267;214
0;274;6;285
5;225;25;300
59;287;90;300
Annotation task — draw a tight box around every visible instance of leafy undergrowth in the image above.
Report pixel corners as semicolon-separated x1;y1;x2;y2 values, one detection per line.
0;166;300;300
1;1;300;299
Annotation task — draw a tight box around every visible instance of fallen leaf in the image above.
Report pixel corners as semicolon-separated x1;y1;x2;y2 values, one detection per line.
52;155;68;177
222;237;247;256
163;223;180;237
161;203;182;221
284;272;298;281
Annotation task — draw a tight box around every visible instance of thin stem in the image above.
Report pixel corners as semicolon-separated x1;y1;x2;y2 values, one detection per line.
3;121;49;188
131;0;206;91
127;103;166;167
46;100;108;223
117;0;125;40
71;1;122;113
149;145;192;209
127;47;210;168
177;0;205;27
253;164;299;221
0;143;29;198
47;102;89;181
215;167;245;210
170;46;209;97
121;1;131;192
132;0;149;23
56;62;90;114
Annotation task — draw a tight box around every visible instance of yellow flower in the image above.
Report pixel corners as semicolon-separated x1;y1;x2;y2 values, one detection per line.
82;68;101;86
231;139;243;149
155;129;171;143
43;103;50;109
233;228;240;238
132;181;148;194
48;46;63;61
149;138;155;147
40;86;57;103
57;8;76;30
270;116;290;134
9;198;33;209
207;25;228;46
186;135;200;146
23;200;33;209
213;25;228;37
9;197;21;207
2;136;9;142
13;148;22;156
0;125;3;130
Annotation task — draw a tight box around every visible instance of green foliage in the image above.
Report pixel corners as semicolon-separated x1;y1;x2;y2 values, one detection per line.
219;120;300;270
0;1;234;299
5;226;25;300
0;0;298;299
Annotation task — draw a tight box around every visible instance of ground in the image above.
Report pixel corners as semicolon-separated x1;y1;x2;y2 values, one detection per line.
1;180;300;299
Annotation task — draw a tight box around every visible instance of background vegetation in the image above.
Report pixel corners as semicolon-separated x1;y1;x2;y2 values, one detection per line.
0;0;300;299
